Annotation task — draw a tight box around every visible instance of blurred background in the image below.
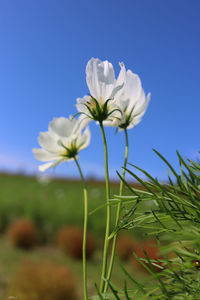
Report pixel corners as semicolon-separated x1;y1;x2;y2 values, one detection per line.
0;0;200;299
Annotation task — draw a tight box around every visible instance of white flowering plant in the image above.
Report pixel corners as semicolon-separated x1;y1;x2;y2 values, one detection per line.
33;116;91;171
33;57;150;300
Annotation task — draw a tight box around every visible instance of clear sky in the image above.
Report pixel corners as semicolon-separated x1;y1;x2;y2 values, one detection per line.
0;0;199;180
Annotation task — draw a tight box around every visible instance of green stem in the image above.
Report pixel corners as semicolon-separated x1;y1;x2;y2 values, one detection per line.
104;128;129;292
99;121;111;293
74;157;88;300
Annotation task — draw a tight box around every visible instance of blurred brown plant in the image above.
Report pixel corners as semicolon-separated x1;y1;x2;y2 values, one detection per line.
56;226;96;259
116;235;135;261
7;219;37;249
8;260;77;300
132;239;163;272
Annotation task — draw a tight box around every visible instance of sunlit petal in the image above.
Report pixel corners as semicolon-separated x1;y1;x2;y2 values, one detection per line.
38;132;62;152
32;148;60;162
33;116;91;171
38;158;65;172
114;64;150;129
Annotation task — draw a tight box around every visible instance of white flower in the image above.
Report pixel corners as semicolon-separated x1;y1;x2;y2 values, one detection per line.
33;116;91;172
76;58;124;123
106;63;150;130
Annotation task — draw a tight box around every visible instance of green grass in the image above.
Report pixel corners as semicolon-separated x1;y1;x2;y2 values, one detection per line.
0;173;146;240
0;173;119;238
0;173;152;299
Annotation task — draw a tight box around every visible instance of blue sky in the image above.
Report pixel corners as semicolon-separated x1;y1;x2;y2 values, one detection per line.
0;0;199;180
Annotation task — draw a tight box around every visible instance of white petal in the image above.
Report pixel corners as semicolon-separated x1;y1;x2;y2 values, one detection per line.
76;114;92;130
126;70;141;97
86;58;116;101
117;98;130;112
38;158;65;172
133;91;150;116
76;96;90;113
128;92;150;129
117;62;126;87
125;70;142;112
49;117;75;137
32;148;60;162
111;62;126;99
99;60;115;84
77;126;91;150
103;120;114;127
128;116;142;129
38;132;62;152
127;123;135;130
103;118;120;128
57;137;71;149
86;58;101;100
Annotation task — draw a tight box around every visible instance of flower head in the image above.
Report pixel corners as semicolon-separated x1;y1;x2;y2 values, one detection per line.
106;63;150;130
33;116;91;171
76;58;124;123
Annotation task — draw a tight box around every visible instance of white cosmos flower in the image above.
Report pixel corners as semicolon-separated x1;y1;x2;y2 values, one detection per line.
32;116;91;172
106;63;150;130
76;58;125;123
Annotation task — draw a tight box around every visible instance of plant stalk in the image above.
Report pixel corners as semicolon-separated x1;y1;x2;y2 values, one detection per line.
99;121;111;293
74;157;88;300
104;128;129;292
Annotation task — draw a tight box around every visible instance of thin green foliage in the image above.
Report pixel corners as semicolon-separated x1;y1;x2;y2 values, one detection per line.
103;151;200;299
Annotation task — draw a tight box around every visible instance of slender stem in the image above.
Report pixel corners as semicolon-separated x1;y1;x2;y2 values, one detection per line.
104;128;129;292
74;157;88;300
99;121;111;293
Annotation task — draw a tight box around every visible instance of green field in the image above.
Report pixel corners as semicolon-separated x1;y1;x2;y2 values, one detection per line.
0;173;124;238
0;173;150;299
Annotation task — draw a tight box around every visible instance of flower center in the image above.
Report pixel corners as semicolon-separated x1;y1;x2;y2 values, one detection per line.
85;96;116;122
87;96;96;109
60;140;79;158
87;96;104;109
